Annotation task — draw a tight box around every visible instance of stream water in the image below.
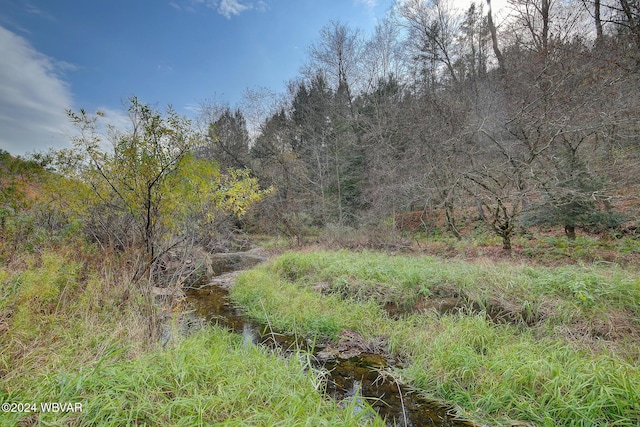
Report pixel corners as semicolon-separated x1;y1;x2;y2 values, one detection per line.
182;253;478;427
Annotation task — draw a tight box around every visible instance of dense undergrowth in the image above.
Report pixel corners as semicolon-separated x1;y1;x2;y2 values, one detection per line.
231;250;640;426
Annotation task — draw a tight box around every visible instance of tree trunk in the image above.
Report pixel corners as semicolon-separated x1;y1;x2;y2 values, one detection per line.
501;232;512;251
145;193;154;279
445;202;462;240
476;198;487;221
594;0;604;45
565;224;576;240
541;0;550;54
293;210;303;246
618;0;640;58
487;0;506;73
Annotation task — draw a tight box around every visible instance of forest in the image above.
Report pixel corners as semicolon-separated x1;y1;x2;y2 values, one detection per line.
1;0;639;425
234;0;640;248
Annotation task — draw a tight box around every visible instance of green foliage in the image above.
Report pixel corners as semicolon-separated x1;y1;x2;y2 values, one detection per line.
0;150;42;209
584;210;628;232
1;253;83;340
519;233;640;264
203;107;251;169
12;253;79;306
53;97;268;277
63;98;200;256
161;155;269;234
0;150;46;246
522;170;622;238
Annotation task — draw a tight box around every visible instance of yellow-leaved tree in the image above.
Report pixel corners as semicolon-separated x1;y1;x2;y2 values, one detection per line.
56;97;269;281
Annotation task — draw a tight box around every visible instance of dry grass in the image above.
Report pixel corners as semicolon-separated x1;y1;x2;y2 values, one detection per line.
0;242;155;395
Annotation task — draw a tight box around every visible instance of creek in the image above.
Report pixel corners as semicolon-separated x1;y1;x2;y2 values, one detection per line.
182;251;477;427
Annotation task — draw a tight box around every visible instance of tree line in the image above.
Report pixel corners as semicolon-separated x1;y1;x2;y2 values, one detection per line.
3;0;638;257
202;0;639;248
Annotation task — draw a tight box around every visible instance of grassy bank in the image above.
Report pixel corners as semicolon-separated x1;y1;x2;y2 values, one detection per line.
0;246;383;426
2;326;381;426
230;250;640;426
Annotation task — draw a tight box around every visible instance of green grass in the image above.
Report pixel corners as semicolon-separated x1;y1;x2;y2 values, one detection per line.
232;267;387;340
408;227;640;266
3;238;638;426
1;248;148;394
230;250;640;426
518;234;640;264
1;327;382;426
267;250;640;334
0;247;384;427
394;313;640;426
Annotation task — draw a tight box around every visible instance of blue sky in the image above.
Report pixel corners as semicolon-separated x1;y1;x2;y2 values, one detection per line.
0;0;396;156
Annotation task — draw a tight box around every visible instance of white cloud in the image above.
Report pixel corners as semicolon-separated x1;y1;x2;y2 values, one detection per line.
218;0;251;18
0;25;75;156
355;0;377;7
177;0;263;18
91;106;135;152
24;3;56;21
255;1;268;13
96;106;133;132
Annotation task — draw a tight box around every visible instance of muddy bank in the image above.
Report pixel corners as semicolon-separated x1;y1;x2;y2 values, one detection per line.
208;248;269;276
383;293;541;326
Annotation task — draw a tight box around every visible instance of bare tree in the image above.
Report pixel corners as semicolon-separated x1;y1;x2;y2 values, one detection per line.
487;0;506;72
616;0;640;55
505;0;589;54
460;2;491;80
305;20;364;102
397;0;464;88
362;18;405;91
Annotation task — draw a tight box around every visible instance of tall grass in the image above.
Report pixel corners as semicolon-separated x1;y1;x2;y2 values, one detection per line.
1;245;384;426
0;246;150;398
231;250;640;426
232;268;388;340
270;250;640;338
395;313;640;426
1;327;383;426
